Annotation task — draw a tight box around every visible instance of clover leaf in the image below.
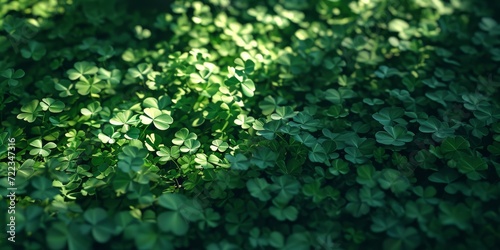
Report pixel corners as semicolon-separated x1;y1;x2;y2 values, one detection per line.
81;101;102;116
375;125;414;146
270;175;301;202
378;169;410;193
269;204;298;221
98;125;120;144
172;128;197;145
140;108;173;130
67;61;98;81
372;107;405;126
127;63;152;80
40;98;65;113
234;114;255;129
1;68;25;86
158;211;189;236
375;65;400;78
84;208;114;243
457;154;487;180
97;68;122;85
17;99;42;123
117;146;148;173
156;146;180;162
210;139;229;152
259;96;286;115
75;76;106;96
345;189;370;217
110;110;138;132
251;147;278;169
440;136;470;154
180;139;201;154
247;178;272;201
329;159;349;175
439;202;471;230
31;176;59;200
21;41;46;61
29;139;57;157
227;153;250;170
271;106;297;120
325;88;356;104
238;78;255;97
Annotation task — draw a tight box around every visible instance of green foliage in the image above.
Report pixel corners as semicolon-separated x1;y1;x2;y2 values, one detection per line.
1;0;500;250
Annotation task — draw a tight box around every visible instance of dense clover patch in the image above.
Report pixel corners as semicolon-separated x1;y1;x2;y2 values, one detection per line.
1;0;500;249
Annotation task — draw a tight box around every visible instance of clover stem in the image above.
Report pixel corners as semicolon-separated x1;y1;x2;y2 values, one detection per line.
140;124;150;138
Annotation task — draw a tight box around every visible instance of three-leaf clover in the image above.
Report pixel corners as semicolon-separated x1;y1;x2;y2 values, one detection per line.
29;139;57;157
1;68;25;86
251;147;278;169
21;41;46;61
172;128;197;145
40;98;65;113
180;139;201;154
110;110;138;132
375;125;414;146
17;100;42;123
227;153;250;170
140;108;173;130
210;140;229;152
67;61;98;81
117;146;148;172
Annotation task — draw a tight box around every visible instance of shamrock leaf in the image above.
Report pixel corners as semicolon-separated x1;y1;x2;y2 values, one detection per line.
345;189;370;217
439;202;471;230
251;147;278;169
98;125;120;144
247;178;272;201
356;165;379;188
156;146;180;162
110;110;138;132
140;108;173;130
17;99;42;123
456;154;487;180
234;114;255;129
378;169;410;193
1;68;25;86
271;106;297;120
270;175;301;202
375;65;400;78
440;136;470;154
325;88;356;104
21;41;46;61
40;98;65;113
210;140;229;152
180;139;201;154
67;61;98;81
127;63;152;80
29;139;57;157
117;146;148;173
97;68;122;84
31;176;59;200
329;159;349;175
372;107;405;126
172;128;198;145
375;125;414;146
81;101;102;116
227;153;250;170
157;211;189;236
75;76;106;96
269;204;298;221
84;208;114;243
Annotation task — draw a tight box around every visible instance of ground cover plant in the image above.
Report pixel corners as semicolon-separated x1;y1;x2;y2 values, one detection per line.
1;0;500;249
